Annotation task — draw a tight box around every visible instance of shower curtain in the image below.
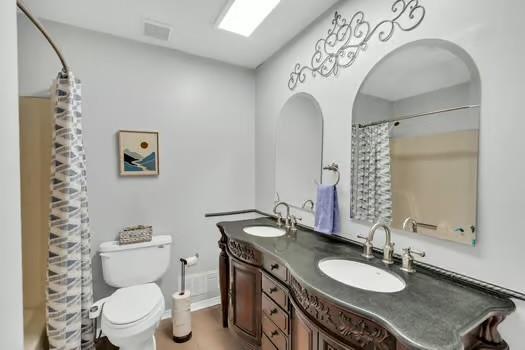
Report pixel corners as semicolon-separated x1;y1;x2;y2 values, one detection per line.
352;122;393;225
47;72;94;350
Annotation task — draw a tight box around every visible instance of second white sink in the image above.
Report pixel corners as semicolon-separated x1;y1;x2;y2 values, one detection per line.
243;226;286;238
318;259;406;293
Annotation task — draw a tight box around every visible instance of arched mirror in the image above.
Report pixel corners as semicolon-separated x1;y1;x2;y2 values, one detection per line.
351;39;480;246
275;93;323;211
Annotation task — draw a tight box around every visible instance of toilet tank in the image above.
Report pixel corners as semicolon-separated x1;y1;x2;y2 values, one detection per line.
99;235;172;288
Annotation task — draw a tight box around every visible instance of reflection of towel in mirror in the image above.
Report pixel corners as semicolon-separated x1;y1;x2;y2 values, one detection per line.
314;184;340;234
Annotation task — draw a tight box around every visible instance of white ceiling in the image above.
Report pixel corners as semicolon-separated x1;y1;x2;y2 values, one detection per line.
22;0;340;68
360;45;473;101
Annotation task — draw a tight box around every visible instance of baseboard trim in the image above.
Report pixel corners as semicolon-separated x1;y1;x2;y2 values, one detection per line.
162;308;171;320
191;296;221;312
161;296;221;320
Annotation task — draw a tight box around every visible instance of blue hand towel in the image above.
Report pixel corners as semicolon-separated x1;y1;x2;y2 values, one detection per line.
314;184;340;234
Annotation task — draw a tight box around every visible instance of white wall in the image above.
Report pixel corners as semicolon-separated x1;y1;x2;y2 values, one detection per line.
356;84;479;139
17;19;256;305
353;93;393;125
255;0;525;344
390;83;479;139
0;1;24;349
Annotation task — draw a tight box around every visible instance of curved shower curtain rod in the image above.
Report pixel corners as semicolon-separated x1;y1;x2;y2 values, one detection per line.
17;0;70;73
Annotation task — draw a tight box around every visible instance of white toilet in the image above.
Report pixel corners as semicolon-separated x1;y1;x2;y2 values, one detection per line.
91;235;172;350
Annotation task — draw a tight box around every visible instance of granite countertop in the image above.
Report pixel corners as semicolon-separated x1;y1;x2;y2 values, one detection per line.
218;217;515;350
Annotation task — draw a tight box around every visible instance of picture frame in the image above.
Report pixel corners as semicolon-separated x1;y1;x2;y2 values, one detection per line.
118;130;160;176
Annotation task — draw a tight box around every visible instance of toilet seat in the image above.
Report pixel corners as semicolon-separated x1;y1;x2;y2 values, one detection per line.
101;283;165;350
103;283;164;327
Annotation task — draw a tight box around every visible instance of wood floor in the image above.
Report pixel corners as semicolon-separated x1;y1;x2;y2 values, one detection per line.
96;305;247;350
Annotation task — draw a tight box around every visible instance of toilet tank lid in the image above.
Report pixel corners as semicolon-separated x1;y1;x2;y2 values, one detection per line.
99;235;172;253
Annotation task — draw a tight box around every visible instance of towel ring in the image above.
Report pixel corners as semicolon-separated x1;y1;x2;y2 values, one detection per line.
315;163;340;186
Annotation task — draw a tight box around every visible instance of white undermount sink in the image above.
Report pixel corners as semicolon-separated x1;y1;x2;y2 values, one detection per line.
243;226;286;238
318;259;406;293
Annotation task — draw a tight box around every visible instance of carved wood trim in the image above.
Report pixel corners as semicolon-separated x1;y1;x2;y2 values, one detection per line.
478;315;505;344
290;276;396;350
227;238;262;266
463;314;509;350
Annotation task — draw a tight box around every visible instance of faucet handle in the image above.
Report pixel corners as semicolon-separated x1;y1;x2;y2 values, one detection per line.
290;215;302;231
401;247;425;273
356;235;374;259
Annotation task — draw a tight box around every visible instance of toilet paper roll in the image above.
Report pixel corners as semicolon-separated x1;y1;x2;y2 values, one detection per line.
172;291;192;339
184;255;199;267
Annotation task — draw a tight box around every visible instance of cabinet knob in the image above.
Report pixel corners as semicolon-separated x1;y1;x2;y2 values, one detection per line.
269;287;278;294
270;264;279;270
271;330;278;337
270;308;278;315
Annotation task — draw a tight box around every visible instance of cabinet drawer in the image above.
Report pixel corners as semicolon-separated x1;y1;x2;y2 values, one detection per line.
262;272;288;310
263;256;288;283
262;314;288;350
262;333;278;350
262;293;289;334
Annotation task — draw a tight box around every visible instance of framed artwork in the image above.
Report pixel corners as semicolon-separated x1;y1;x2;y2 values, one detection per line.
119;130;159;176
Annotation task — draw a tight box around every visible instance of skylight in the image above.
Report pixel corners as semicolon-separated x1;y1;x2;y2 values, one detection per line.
218;0;281;37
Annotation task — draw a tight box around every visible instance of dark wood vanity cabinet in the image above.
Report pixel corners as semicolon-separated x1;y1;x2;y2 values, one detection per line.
229;257;262;346
291;302;318;350
218;229;511;350
221;237;371;350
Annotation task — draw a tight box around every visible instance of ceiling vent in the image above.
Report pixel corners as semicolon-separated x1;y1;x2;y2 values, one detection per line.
143;20;172;41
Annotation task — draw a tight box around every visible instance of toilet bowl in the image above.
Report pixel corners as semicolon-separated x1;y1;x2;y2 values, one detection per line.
102;283;165;350
93;235;172;350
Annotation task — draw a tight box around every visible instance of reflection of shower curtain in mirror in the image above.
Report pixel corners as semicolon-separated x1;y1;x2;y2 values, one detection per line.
351;122;392;224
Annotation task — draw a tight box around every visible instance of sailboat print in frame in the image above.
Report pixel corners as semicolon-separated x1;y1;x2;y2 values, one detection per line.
119;130;160;176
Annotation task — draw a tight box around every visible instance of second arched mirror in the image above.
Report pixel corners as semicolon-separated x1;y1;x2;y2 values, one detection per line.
275;93;323;211
351;39;480;246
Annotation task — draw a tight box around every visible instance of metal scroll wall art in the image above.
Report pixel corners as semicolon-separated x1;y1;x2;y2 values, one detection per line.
288;0;426;90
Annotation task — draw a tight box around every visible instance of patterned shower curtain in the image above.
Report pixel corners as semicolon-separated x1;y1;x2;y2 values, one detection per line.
351;122;393;225
47;72;94;350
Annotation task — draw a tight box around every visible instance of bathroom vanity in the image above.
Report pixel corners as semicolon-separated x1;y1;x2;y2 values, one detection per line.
217;217;515;350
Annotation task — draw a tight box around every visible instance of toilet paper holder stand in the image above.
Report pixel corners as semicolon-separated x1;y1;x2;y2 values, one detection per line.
180;253;199;295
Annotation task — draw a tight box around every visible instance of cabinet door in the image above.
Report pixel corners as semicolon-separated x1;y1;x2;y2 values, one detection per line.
291;303;318;350
319;332;358;350
230;258;261;345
